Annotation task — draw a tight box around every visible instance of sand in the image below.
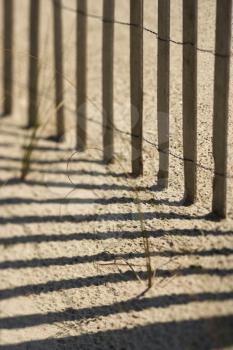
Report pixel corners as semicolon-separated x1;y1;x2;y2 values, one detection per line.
0;0;233;349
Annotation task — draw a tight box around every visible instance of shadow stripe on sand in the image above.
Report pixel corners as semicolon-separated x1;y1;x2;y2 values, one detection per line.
0;315;232;350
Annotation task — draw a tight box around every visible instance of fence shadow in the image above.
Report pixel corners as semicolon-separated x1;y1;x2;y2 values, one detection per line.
0;210;208;226
0;228;232;247
1;122;232;349
0;247;232;270
1;267;233;302
0;314;232;350
0;291;232;330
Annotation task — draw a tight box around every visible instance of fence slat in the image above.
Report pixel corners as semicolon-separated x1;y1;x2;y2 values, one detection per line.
76;0;87;151
3;0;13;116
130;0;143;177
212;0;233;218
102;0;115;164
53;0;65;140
157;0;170;188
182;0;198;204
28;0;40;127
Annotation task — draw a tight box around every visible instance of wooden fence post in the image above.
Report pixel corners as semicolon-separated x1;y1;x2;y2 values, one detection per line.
182;0;198;204
157;0;170;188
28;0;40;128
3;0;13;116
53;0;65;140
130;0;143;177
76;0;87;151
102;0;115;164
212;0;233;218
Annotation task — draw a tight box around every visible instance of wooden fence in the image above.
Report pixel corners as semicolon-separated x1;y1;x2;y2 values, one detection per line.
1;0;233;218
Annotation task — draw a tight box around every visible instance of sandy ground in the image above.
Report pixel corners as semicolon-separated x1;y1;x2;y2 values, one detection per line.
0;0;233;349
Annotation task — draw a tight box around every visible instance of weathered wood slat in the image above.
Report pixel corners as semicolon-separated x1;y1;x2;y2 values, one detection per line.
182;0;198;204
102;0;115;164
157;0;170;188
28;0;40;127
76;0;87;151
130;0;143;176
212;0;233;218
3;0;14;116
53;0;65;140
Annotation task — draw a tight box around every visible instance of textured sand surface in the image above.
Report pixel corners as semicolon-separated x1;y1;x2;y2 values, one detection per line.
0;0;233;349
